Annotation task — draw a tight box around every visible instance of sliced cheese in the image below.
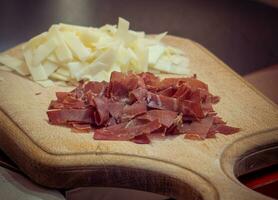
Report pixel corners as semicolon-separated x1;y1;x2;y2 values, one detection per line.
116;17;129;38
2;18;190;85
54;81;68;87
79;29;102;45
100;24;117;35
49;26;73;62
42;60;58;77
32;38;58;66
23;49;47;80
116;17;137;44
109;64;121;73
47;53;59;63
62;32;90;61
90;70;110;82
49;72;69;81
67;62;84;78
58;23;91;33
36;79;54;87
56;67;70;77
0;54;22;68
95;47;118;66
0;54;29;75
79;61;110;79
148;44;165;66
155;32;167;41
25;32;48;49
152;57;189;75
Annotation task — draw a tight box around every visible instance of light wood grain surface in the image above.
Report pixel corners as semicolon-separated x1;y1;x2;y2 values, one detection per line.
0;36;277;200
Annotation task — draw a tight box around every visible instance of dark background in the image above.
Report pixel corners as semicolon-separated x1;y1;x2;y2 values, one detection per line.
0;0;277;75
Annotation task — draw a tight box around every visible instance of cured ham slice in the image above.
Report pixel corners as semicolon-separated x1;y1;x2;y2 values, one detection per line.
47;108;94;124
179;117;214;139
93;119;161;141
47;71;240;144
93;96;109;126
138;110;178;127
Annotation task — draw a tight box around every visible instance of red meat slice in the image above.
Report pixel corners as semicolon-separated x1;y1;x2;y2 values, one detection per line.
94;119;161;141
47;71;240;143
179;116;214;139
47;108;94;124
138;110;178;128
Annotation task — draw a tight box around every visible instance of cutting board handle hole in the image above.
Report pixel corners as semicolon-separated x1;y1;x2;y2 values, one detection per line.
234;142;278;199
63;166;205;200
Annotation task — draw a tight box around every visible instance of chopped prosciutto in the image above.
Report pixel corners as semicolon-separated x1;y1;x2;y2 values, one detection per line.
47;71;240;143
178;116;214;139
47;108;94;124
94;119;161;141
93;96;109;126
138;110;178;128
131;134;151;144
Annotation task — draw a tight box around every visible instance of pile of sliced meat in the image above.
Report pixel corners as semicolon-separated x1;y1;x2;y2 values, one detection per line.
47;72;240;144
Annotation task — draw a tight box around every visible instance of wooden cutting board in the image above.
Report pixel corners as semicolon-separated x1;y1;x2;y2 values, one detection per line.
0;36;277;200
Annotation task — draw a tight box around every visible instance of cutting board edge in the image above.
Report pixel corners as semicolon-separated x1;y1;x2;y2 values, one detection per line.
1;103;277;200
166;35;278;109
0;108;220;199
0;35;277;199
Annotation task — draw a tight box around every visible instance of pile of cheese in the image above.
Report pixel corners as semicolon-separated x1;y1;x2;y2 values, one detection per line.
0;18;189;87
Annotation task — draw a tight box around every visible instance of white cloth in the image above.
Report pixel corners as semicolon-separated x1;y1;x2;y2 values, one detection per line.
0;166;65;200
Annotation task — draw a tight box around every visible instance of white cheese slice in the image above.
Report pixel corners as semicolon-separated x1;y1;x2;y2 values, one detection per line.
148;44;165;66
32;38;58;66
0;55;20;69
42;60;58;77
23;49;47;80
116;17;129;38
132;43;148;72
79;29;102;45
116;45;130;66
56;68;70;77
67;62;84;78
47;53;59;63
116;17;137;44
152;57;189;75
90;70;110;82
100;24;117;35
55;40;73;62
3;19;190;84
25;32;48;49
94;35;114;49
36;79;54;87
95;47;118;66
127;48;138;60
0;54;22;68
155;32;167;41
54;81;68;87
79;61;110;78
129;30;145;38
49;72;69;81
0;54;29;76
62;32;90;61
58;23;91;33
109;64;121;73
